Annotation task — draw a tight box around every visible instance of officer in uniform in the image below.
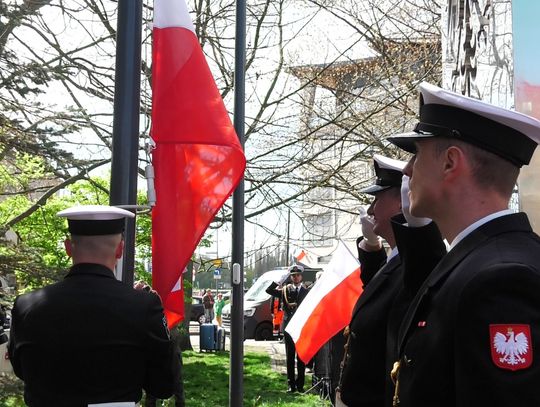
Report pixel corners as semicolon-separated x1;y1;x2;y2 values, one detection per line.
338;155;445;407
0;294;7;345
388;82;540;406
8;205;176;407
266;265;309;392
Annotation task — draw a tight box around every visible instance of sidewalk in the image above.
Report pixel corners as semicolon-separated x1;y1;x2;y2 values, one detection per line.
189;323;287;374
243;338;287;375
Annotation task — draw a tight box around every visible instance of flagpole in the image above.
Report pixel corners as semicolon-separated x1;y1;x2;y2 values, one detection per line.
230;0;246;404
109;0;143;286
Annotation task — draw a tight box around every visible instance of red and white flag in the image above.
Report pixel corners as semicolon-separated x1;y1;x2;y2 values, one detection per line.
294;248;316;268
286;241;363;363
151;0;246;328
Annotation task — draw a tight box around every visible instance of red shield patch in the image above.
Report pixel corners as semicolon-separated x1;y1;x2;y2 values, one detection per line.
490;324;533;371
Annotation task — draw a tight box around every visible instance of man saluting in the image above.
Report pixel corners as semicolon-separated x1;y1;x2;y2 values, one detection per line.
266;265;309;393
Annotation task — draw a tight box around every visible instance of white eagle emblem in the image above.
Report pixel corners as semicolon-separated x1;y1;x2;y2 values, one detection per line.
493;329;529;366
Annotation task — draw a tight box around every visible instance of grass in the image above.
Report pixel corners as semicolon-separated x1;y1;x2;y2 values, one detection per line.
183;351;330;407
0;351;330;407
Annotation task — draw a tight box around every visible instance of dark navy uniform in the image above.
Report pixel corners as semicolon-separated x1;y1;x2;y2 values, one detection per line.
340;218;445;407
355;236;387;288
340;151;446;407
8;263;175;407
266;276;309;391
393;213;540;406
387;82;540;407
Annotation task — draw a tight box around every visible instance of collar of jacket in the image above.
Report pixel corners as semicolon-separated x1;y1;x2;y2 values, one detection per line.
65;263;116;280
425;212;531;290
397;212;532;354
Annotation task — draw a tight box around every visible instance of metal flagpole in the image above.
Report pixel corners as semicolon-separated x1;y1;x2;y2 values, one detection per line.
230;0;246;404
109;0;143;286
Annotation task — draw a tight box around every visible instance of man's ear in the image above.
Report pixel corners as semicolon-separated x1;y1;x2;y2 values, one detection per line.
442;146;465;181
115;239;125;259
64;239;73;258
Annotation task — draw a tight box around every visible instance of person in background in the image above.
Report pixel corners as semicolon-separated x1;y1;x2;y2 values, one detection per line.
8;205;175;407
202;289;215;323
214;293;226;326
0;296;7;345
266;265;309;393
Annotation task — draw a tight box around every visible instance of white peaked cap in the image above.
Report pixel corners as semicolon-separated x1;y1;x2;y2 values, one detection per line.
57;205;134;236
57;205;134;220
388;82;540;167
373;154;407;172
361;154;407;196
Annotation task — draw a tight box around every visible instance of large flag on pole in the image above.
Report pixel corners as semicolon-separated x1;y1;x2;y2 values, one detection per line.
151;0;246;328
285;241;363;363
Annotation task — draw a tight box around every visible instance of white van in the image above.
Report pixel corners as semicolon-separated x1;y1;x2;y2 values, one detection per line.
222;267;320;340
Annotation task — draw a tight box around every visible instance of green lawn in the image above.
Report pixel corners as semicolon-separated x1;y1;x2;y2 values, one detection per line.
0;351;331;407
183;351;330;407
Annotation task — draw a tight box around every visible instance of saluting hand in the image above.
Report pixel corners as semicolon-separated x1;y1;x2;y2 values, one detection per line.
401;175;431;227
359;206;380;248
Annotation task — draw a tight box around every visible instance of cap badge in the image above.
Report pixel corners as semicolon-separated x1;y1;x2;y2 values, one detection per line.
490;324;532;371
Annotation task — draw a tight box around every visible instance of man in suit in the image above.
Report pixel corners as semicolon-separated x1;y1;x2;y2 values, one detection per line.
388;82;540;406
266;265;309;393
8;205;175;407
339;155;446;407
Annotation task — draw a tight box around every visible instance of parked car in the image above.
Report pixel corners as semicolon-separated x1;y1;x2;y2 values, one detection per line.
190;296;206;325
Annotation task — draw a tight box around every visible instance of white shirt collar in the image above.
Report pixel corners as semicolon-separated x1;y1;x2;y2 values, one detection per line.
449;209;514;250
387;246;399;263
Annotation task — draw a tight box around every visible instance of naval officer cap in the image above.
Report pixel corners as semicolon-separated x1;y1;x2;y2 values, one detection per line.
57;205;135;236
288;265;304;275
361;154;407;196
387;82;540;167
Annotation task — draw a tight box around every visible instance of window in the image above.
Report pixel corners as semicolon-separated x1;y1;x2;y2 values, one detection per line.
305;212;334;247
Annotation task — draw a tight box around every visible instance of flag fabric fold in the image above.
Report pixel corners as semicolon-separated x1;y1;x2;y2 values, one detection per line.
285;242;363;363
151;0;246;328
294;248;317;268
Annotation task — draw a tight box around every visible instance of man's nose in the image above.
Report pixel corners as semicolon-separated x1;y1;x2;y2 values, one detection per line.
403;155;416;176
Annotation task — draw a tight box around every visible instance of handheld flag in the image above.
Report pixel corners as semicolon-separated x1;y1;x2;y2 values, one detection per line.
285;241;363;363
294;248;317;268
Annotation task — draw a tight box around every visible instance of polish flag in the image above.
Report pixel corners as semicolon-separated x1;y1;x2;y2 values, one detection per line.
294;248;316;268
285;241;363;363
151;0;246;328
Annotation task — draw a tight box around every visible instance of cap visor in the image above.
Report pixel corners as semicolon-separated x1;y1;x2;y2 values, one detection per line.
387;131;435;153
360;184;391;196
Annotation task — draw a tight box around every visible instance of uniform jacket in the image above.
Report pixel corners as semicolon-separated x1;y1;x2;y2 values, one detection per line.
395;213;540;407
202;293;214;309
342;218;445;407
341;252;402;407
8;263;176;407
356;236;387;287
266;281;308;326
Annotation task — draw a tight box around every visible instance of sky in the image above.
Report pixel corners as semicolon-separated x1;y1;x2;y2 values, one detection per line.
512;0;540;84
